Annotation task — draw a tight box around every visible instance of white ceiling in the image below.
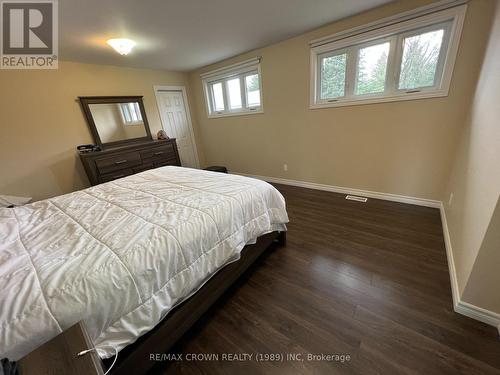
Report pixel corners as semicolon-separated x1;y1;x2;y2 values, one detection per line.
60;0;393;72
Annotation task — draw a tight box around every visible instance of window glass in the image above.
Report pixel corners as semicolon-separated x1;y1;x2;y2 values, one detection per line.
320;53;347;99
245;74;261;107
227;78;242;109
212;82;225;111
355;42;390;95
398;29;445;90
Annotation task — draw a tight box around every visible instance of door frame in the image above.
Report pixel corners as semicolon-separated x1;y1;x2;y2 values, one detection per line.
153;85;200;168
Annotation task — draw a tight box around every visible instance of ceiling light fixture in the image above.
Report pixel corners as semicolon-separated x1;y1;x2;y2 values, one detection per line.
107;38;136;55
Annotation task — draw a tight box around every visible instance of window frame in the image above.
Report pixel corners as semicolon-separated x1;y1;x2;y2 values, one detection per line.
202;58;263;118
310;4;466;109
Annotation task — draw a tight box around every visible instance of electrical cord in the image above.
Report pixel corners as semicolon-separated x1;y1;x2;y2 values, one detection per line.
77;346;118;375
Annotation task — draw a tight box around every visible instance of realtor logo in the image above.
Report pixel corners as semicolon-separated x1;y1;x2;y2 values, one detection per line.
1;0;58;69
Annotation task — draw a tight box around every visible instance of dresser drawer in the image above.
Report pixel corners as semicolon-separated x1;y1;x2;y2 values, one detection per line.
140;144;175;162
95;152;142;174
100;169;134;183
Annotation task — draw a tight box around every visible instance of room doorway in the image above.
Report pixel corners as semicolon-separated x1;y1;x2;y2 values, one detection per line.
154;86;199;168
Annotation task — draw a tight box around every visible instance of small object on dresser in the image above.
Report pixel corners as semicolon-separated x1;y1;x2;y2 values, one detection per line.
204;166;228;173
77;144;102;153
157;130;169;140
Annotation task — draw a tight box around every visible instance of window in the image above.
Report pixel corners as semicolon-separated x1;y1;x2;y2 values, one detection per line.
319;52;347;99
245;74;261;107
202;58;263;117
119;102;143;125
211;82;225;111
398;28;445;90
310;4;466;108
227;78;242;109
355;41;390;95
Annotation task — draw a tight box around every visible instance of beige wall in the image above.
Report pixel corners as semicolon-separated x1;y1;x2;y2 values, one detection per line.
189;0;495;201
462;199;500;312
0;61;203;201
444;1;500;313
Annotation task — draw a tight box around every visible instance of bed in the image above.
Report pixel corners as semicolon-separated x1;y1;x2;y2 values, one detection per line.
0;166;288;371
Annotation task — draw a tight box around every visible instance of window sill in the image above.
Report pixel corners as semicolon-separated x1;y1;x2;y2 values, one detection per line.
208;108;264;119
310;89;448;109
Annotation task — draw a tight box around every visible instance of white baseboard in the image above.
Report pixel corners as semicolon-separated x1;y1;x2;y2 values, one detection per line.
233;172;441;208
233;171;500;333
440;203;500;334
439;203;460;306
455;301;500;332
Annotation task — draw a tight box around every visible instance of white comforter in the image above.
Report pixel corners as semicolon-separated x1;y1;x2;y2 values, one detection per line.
0;166;288;360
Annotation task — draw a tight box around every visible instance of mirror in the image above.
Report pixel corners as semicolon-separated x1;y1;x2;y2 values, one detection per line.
79;96;152;148
89;103;146;143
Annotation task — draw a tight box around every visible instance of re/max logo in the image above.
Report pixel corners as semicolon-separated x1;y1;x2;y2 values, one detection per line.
150;353;222;361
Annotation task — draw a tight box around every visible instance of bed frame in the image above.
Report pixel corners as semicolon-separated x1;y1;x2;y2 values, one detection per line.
105;230;286;375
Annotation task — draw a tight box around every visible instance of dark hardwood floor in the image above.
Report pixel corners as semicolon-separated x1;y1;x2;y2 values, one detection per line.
150;184;500;375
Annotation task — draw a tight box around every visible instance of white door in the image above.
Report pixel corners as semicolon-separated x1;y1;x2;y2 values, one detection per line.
156;90;199;168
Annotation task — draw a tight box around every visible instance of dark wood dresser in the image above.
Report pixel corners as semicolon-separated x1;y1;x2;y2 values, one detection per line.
80;139;180;186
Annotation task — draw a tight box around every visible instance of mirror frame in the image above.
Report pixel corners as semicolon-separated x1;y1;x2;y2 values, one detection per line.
79;96;153;149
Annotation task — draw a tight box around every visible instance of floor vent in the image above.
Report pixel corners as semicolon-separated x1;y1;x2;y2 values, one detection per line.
345;195;368;203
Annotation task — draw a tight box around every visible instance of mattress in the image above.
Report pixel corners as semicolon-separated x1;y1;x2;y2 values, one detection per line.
0;166;288;360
